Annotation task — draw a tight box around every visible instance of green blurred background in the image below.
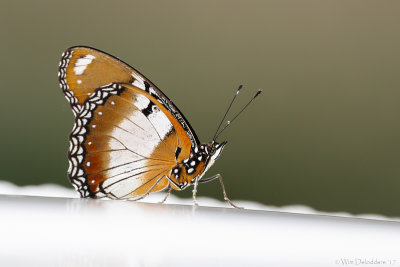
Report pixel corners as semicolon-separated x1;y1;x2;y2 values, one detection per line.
0;0;399;216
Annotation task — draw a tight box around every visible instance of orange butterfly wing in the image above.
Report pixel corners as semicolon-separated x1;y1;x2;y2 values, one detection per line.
59;46;204;198
59;47;137;115
69;83;196;198
59;46;199;146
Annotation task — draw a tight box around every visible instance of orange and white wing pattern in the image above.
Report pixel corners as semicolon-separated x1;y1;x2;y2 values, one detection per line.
58;46;199;148
58;47;134;115
58;46;261;207
68;83;194;198
58;46;201;198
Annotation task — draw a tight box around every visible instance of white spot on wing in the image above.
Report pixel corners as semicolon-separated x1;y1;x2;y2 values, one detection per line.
132;73;146;90
133;80;145;90
147;106;173;140
133;93;173;140
149;87;158;96
74;54;96;75
134;94;150;110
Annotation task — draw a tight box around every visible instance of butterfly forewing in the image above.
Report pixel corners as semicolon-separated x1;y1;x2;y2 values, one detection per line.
59;46;199;145
59;47;137;113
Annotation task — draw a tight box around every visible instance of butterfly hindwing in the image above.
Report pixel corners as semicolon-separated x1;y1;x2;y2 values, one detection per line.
68;83;194;198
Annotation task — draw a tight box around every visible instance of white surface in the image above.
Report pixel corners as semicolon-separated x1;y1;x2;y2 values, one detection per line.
0;180;398;221
0;181;400;266
0;194;399;267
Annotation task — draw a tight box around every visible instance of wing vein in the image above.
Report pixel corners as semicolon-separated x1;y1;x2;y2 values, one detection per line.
101;167;168;190
88;161;170;177
117;89;175;152
120;168;169;199
88;134;175;163
99;104;146;132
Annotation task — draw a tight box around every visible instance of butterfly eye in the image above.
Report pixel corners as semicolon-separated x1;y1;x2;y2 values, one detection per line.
209;147;216;155
152;105;159;112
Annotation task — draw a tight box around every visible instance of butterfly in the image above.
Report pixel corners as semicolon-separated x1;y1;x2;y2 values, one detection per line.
58;46;261;208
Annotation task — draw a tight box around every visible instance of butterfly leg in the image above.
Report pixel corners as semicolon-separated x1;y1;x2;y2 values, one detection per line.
198;174;220;184
159;186;172;204
192;178;206;206
192;178;200;206
199;174;243;209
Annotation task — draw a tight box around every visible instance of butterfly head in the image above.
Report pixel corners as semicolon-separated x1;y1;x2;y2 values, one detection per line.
197;141;227;177
206;140;227;162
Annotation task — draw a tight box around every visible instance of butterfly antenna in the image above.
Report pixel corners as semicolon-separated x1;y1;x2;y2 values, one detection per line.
214;89;262;140
212;85;243;141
